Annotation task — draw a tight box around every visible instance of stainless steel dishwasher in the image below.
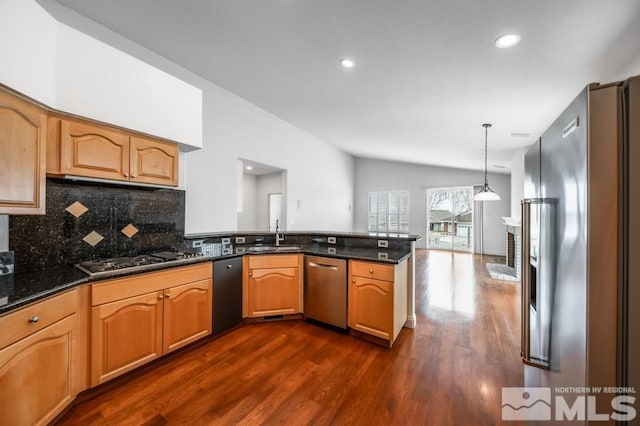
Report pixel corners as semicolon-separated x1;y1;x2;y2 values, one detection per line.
303;255;347;328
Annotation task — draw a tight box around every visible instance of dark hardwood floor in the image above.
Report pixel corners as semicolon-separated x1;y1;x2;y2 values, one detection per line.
56;250;524;425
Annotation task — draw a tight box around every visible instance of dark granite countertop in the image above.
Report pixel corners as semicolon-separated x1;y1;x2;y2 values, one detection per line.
0;257;214;316
0;266;90;314
224;244;411;264
185;230;422;241
0;245;411;316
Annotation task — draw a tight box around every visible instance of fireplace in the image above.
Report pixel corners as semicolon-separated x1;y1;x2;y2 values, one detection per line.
485;217;521;282
504;217;521;280
506;228;521;280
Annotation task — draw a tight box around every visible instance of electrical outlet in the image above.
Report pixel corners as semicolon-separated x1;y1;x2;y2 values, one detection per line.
327;236;336;244
377;240;389;248
192;240;203;248
378;252;389;260
328;247;336;255
235;236;245;244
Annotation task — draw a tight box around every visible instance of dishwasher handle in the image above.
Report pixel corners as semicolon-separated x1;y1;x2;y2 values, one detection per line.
307;261;339;270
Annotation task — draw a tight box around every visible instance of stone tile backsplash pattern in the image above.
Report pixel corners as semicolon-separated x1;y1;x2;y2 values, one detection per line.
10;179;185;272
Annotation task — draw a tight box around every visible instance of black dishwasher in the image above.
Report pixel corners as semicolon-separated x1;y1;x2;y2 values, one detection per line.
213;257;243;335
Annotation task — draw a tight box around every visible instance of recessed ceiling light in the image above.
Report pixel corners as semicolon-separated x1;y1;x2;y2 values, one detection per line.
510;132;531;138
245;166;253;170
340;58;355;68
494;34;521;48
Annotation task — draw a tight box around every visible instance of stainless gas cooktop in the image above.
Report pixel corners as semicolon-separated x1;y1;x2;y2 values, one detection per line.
75;251;206;277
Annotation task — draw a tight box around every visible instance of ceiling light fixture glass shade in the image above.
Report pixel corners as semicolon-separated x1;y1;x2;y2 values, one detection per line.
474;123;501;201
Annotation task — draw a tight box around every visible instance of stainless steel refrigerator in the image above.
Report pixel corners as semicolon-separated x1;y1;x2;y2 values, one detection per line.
521;76;639;424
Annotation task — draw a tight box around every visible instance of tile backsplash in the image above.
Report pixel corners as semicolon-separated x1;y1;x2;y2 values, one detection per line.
9;178;185;272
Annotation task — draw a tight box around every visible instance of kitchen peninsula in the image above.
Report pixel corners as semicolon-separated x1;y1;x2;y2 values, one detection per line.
0;222;419;424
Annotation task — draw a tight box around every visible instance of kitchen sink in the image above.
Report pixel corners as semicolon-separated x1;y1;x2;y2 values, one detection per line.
247;245;301;253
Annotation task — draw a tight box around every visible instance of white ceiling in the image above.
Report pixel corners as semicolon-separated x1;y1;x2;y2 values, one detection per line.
53;0;640;172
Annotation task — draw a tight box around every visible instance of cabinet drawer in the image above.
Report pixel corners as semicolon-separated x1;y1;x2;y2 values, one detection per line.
248;254;299;269
92;262;213;306
0;289;78;349
350;260;394;282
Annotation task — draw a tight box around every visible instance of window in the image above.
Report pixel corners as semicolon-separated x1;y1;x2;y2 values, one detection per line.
368;190;409;232
426;186;474;252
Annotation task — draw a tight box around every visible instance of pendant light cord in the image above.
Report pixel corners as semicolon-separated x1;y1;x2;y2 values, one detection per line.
482;123;491;188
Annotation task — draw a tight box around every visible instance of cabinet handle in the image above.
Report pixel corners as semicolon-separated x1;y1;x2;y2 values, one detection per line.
131;174;137;178
123;172;129;177
369;269;374;273
158;294;164;299
352;279;356;283
227;264;233;269
165;293;170;298
29;316;40;323
249;271;253;277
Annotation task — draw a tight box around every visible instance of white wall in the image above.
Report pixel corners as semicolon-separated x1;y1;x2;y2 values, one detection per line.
4;0;354;234
185;83;354;234
0;0;57;105
510;147;526;219
256;172;285;231
0;0;202;149
237;174;258;231
354;158;510;255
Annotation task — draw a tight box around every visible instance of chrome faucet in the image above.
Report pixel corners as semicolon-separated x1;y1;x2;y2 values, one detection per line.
275;219;284;246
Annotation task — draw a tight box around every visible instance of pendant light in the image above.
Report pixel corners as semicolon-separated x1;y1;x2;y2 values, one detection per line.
474;123;501;201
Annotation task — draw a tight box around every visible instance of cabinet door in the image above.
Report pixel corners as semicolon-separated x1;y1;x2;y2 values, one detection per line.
60;119;130;181
348;276;393;340
130;136;179;186
247;267;300;317
163;279;212;354
0;315;76;426
91;291;163;386
0;89;46;214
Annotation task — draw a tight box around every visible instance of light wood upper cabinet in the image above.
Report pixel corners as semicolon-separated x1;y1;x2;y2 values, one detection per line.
130;136;179;186
348;259;408;347
243;254;303;318
0;88;46;215
90;263;212;386
0;290;80;426
59;119;130;181
48;116;179;187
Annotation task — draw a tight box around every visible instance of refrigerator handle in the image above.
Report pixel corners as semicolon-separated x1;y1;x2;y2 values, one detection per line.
521;200;532;362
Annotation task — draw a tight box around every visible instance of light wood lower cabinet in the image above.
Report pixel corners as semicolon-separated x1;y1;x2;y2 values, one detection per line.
0;290;80;426
90;263;212;386
91;291;164;385
348;259;408;347
243;254;303;318
163;279;212;353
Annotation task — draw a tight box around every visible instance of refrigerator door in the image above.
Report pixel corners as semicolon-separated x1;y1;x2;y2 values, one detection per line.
524;138;541;199
625;76;640;409
521;198;554;369
525;88;588;391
